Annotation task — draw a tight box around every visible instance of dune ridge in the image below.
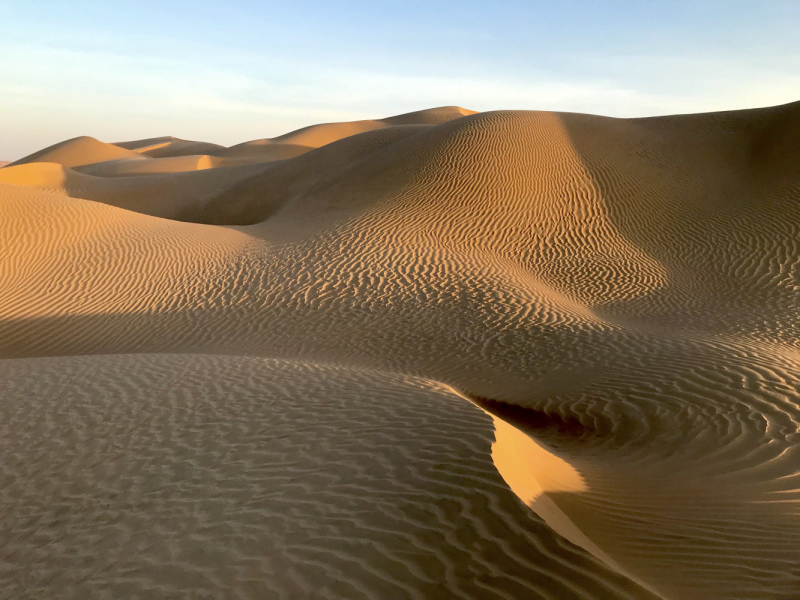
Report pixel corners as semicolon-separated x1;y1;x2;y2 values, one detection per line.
1;102;799;599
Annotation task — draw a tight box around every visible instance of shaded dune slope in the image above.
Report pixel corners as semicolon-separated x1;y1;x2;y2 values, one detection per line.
114;135;227;158
1;102;799;599
0;160;271;221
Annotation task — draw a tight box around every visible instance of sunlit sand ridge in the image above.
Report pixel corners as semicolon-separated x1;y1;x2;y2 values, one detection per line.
1;103;798;599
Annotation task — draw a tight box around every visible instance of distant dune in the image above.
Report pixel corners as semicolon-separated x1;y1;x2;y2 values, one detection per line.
1;103;799;600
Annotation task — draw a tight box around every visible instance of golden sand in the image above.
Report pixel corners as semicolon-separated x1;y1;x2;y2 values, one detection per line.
1;104;799;599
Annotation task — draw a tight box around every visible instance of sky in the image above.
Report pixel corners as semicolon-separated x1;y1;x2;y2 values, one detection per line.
1;0;798;160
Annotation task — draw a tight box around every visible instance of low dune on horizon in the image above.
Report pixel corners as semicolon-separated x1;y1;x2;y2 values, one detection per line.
1;103;799;600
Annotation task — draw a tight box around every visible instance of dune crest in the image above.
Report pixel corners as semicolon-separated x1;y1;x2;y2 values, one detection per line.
1;102;799;599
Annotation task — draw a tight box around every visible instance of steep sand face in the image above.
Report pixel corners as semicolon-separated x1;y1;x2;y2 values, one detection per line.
0;103;799;599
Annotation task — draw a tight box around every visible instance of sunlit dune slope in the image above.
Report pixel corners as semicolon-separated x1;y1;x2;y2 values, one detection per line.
1;102;799;600
7;135;146;168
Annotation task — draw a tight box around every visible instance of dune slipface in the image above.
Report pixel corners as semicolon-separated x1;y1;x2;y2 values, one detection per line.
0;104;798;600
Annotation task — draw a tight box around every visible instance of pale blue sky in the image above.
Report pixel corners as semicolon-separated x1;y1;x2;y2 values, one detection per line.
1;0;798;160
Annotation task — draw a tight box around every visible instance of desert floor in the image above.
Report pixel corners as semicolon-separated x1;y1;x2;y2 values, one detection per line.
1;104;799;599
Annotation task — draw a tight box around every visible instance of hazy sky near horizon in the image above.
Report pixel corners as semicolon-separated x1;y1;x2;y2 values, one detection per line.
1;0;798;159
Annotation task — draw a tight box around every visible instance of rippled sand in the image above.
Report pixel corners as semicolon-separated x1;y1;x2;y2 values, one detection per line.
1;104;798;599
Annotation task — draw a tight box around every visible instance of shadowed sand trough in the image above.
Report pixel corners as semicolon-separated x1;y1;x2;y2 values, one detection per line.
1;104;799;599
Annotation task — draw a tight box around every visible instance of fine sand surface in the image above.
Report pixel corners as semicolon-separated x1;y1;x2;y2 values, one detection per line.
1;104;799;600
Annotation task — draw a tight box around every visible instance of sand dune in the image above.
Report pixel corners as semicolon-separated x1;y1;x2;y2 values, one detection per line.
217;105;475;162
0;160;273;219
114;135;227;158
262;105;475;149
1;103;798;599
75;154;222;176
7;135;147;168
107;106;475;164
0;354;658;600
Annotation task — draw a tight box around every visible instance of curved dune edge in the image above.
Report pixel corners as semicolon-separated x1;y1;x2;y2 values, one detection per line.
485;413;610;557
467;388;800;600
478;403;666;599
